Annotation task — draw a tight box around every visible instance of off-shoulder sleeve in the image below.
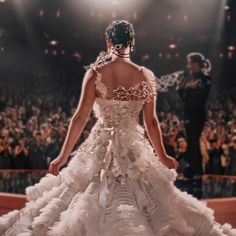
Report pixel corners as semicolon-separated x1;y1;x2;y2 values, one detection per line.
145;71;158;103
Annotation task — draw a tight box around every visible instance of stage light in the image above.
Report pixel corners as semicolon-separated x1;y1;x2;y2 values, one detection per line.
224;5;230;10
141;54;150;61
167;14;171;21
228;51;233;59
69;0;152;18
0;0;6;3
12;0;40;51
228;46;235;51
39;9;44;17
56;9;61;18
169;44;177;49
50;40;58;46
74;52;82;61
219;53;224;58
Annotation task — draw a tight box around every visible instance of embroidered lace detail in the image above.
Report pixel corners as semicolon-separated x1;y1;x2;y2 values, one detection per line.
112;81;153;102
93;66;156;103
94;70;108;99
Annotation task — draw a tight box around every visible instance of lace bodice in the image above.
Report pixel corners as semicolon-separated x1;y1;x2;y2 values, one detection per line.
92;66;156;128
93;66;155;102
93;98;145;128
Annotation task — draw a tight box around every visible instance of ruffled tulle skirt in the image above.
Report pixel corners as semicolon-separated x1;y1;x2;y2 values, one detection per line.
1;121;236;236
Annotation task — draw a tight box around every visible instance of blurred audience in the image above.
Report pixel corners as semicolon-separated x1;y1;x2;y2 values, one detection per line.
0;68;236;177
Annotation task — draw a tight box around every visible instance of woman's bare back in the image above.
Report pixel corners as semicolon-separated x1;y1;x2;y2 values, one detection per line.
93;60;148;100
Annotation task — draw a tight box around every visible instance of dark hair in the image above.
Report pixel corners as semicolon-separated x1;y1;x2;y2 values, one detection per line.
85;20;135;69
105;20;135;48
187;52;212;74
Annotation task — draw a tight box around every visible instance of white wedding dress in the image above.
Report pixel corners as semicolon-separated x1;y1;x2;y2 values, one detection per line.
1;66;236;236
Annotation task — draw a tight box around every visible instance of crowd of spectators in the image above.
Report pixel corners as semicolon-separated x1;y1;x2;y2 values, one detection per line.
159;95;236;176
0;67;236;177
0;67;87;170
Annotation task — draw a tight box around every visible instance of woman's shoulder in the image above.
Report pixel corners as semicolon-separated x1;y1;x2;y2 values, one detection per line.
137;65;156;85
139;66;157;96
139;65;155;77
92;61;156;85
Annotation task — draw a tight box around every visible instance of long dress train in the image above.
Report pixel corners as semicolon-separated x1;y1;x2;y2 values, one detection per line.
1;66;236;236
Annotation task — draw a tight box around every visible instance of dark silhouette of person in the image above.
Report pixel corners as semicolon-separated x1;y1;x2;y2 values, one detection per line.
12;135;30;169
225;136;236;175
177;52;211;178
28;132;47;169
205;138;224;175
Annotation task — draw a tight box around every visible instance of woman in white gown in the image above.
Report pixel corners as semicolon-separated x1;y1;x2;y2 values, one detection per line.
1;20;236;236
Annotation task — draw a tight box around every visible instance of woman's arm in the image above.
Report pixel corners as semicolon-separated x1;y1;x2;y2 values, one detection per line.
142;68;179;169
49;68;97;175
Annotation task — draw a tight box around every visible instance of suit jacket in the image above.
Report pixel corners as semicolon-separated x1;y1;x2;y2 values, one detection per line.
178;71;211;121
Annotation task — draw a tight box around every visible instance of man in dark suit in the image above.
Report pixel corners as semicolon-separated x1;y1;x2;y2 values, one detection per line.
177;52;211;178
